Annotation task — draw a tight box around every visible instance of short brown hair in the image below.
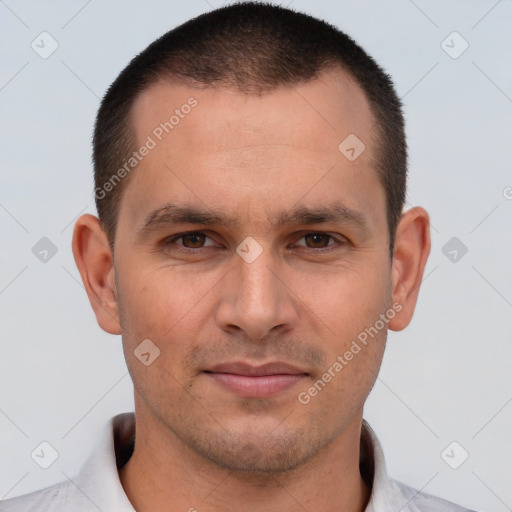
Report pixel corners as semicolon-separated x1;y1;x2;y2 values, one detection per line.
93;1;407;254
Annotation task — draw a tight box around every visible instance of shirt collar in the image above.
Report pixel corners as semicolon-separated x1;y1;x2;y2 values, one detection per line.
360;418;393;509
73;413;136;511
75;413;391;510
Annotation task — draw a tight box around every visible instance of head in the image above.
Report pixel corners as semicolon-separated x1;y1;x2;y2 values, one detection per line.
73;2;430;474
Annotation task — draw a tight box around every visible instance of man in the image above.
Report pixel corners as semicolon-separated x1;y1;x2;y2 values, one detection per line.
2;2;478;511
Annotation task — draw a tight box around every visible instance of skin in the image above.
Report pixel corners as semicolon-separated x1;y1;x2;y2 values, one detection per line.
72;67;430;512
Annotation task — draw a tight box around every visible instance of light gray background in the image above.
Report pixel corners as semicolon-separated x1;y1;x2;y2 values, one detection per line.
1;1;511;510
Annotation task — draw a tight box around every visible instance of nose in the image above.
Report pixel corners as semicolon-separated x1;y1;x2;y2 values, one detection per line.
214;248;299;341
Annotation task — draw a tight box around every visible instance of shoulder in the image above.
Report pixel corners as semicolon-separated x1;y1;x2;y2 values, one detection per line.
1;478;99;512
1;413;135;512
388;479;479;512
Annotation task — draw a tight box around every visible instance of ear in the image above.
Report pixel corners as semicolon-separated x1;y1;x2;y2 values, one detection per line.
388;206;431;331
72;214;121;335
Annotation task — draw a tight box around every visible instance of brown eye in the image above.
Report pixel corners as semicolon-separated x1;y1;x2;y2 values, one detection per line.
162;231;219;254
180;233;207;248
303;233;333;248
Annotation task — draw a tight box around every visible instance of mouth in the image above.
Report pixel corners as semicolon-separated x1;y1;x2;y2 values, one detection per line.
203;361;309;398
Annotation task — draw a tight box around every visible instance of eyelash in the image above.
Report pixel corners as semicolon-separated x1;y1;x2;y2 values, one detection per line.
162;231;347;254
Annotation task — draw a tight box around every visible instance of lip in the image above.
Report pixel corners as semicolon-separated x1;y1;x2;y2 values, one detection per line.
204;361;308;398
207;361;307;376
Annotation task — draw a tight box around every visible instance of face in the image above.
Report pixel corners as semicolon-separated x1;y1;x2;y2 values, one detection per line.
112;69;393;473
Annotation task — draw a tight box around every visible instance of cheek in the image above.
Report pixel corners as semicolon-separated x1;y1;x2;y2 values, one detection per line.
116;264;224;374
116;268;204;406
295;256;391;342
292;255;390;400
118;266;198;332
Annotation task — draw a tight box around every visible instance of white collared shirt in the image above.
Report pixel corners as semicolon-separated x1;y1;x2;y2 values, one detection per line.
1;413;477;511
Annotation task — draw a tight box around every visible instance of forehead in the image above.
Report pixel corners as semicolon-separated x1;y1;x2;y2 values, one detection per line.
120;68;384;233
131;67;375;156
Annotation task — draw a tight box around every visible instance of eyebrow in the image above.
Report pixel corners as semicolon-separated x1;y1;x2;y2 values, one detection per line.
135;201;371;241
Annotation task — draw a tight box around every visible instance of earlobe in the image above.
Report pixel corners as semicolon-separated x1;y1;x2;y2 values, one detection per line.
72;214;122;335
388;207;431;332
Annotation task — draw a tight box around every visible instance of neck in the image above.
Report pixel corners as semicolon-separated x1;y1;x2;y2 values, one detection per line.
119;406;371;512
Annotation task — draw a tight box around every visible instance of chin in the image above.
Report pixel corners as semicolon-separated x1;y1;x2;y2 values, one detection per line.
180;420;327;475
